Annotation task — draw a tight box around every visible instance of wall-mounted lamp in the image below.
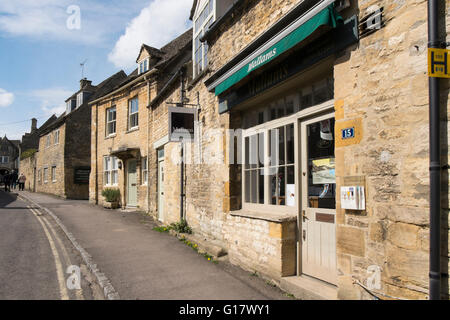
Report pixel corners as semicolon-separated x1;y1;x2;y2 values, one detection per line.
118;161;123;170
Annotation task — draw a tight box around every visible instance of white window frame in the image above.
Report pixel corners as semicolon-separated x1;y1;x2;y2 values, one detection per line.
138;58;149;75
51;166;57;182
43;167;49;184
104;156;119;186
128;97;139;130
38;169;42;184
46;135;51;148
77;92;83;108
54;130;60;145
193;0;215;78
106;106;117;136
241;99;334;214
141;156;148;185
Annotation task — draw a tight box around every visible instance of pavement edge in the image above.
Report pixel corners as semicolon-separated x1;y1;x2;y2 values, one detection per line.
17;193;120;300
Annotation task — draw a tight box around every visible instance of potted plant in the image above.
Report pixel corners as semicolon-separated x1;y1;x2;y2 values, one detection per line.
101;188;121;209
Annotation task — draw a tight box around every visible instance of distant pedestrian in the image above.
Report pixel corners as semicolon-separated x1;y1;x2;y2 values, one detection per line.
11;171;18;190
3;173;10;192
18;173;26;191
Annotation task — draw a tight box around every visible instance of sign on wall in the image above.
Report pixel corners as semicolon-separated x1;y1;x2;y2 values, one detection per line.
74;167;90;184
428;48;450;78
168;107;196;142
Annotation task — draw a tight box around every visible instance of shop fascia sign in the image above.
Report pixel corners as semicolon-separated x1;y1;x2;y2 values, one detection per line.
168;107;197;142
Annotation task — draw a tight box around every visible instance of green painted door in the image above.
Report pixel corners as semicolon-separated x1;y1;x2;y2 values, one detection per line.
127;159;138;207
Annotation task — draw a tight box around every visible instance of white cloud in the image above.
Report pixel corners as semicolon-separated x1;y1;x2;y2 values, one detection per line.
108;0;192;70
0;88;14;107
0;0;145;45
30;88;73;116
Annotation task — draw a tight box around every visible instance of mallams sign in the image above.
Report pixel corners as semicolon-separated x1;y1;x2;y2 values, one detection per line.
247;48;278;73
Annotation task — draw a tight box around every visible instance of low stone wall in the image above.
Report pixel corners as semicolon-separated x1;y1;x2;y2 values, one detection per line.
222;212;297;281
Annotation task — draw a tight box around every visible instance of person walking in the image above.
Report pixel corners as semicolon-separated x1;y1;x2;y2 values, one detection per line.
3;173;10;192
18;173;26;191
11;170;18;190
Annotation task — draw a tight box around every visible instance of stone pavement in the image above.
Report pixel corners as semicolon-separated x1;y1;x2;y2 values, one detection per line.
18;191;292;300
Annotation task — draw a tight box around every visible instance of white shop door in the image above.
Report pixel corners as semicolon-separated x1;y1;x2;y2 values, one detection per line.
300;114;337;285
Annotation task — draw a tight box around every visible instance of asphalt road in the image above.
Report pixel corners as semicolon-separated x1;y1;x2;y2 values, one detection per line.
0;190;102;300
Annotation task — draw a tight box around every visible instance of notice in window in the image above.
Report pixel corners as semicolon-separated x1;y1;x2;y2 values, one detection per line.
312;158;335;184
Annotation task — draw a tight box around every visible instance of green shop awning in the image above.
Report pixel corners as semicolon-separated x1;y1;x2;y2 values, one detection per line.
214;4;343;96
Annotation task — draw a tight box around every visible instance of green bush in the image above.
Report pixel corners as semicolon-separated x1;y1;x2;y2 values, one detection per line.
169;219;192;234
21;149;37;160
101;188;120;203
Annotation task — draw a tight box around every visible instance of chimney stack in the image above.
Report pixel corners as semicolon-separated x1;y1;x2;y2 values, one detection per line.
80;78;92;90
31;118;37;132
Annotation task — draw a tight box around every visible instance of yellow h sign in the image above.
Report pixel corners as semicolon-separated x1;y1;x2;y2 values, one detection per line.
428;48;450;78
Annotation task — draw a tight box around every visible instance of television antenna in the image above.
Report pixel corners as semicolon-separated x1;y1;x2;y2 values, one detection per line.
80;59;88;79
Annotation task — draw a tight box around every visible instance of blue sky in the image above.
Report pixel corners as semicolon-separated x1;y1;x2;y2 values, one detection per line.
0;0;192;140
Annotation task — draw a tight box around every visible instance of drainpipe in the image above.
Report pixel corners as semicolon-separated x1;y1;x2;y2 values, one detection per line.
180;68;186;222
428;0;441;300
145;76;151;214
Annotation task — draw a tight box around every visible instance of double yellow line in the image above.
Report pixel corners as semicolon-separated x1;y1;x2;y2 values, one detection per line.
27;205;84;301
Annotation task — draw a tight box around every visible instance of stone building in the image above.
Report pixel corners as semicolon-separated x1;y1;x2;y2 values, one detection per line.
0;135;20;181
89;29;192;210
138;0;449;300
19;116;58;191
87;0;449;300
32;72;127;199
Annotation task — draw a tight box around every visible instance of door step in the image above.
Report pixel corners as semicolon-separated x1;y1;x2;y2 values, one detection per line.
280;275;338;300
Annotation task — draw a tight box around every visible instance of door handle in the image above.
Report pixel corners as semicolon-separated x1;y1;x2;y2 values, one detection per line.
302;210;309;222
131;183;136;186
302;230;306;241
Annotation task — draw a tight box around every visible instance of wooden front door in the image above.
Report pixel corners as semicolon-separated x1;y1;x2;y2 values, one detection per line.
300;114;337;285
127;159;138;207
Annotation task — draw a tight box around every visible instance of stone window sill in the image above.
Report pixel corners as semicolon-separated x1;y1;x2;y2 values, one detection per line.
229;209;297;223
126;127;139;134
105;134;116;140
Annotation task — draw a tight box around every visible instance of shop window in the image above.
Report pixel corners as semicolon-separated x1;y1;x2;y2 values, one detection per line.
106;106;116;136
269;124;295;206
244;133;265;204
104;156;118;186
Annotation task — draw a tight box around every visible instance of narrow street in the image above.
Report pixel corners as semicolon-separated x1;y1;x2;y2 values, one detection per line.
0;190;102;300
0;190;292;300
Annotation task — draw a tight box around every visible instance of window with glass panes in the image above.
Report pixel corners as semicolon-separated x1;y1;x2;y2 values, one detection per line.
141;157;148;185
241;76;334;210
244;133;265;204
193;0;214;77
106;106;116;136
128;98;139;129
104;156;118;186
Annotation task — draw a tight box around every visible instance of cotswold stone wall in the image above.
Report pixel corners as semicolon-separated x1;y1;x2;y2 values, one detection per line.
19;153;36;191
208;0;299;73
35;124;66;198
334;0;449;300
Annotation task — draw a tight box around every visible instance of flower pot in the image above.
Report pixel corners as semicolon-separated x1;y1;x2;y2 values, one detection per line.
103;201;120;209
